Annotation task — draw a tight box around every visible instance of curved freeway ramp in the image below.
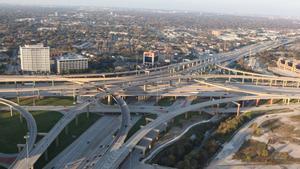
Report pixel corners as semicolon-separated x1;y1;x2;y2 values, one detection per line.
95;88;131;150
110;95;131;150
0;98;37;169
72;92;131;169
10;101;92;169
216;64;276;78
93;94;300;169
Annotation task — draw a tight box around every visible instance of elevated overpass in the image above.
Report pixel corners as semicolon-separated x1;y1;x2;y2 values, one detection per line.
1;38;296;169
0;98;37;168
10;90;131;169
93;94;300;169
0;38;290;85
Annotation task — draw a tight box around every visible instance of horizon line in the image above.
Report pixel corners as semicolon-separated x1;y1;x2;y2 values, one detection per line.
0;2;299;20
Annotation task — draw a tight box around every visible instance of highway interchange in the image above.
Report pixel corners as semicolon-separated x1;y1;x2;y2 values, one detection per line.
1;37;300;169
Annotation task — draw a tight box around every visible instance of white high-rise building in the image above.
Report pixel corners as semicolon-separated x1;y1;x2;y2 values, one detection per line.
20;44;50;73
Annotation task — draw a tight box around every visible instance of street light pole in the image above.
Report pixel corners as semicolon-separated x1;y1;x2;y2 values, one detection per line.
24;135;30;169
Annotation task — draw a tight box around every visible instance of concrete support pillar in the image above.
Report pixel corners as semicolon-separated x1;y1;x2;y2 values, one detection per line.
19;113;23;123
185;112;189;119
198;111;202;115
237;104;240;117
75;115;79;126
32;97;36;106
269;99;273;105
17;145;22;153
255;78;258;86
232;101;241;117
17;96;20;104
86;106;90;119
108;95;112;105
44;149;49;161
10;106;13;117
37;90;40;100
297;82;300;88
142;148;146;156
73;89;76;104
178;78;181;84
269;80;272;86
143;85;147;92
55;137;59;147
256;99;260;106
52;80;54;87
242;101;245;108
287;98;290;105
216;104;220;114
65;125;69;135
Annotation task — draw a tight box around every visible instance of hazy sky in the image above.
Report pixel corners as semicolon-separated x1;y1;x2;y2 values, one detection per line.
1;0;300;17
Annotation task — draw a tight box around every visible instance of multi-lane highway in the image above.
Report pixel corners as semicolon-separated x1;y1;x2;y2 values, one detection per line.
0;38;298;169
44;116;121;169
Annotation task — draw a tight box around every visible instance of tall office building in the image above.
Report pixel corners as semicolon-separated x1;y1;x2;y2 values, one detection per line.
20;44;51;73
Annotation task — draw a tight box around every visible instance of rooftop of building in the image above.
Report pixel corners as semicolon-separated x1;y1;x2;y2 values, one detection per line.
57;53;88;61
22;44;48;48
143;51;158;57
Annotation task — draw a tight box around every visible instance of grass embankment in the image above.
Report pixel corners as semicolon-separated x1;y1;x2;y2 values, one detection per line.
157;97;176;107
9;96;74;106
152;111;260;169
235;114;300;164
0;111;62;153
167;112;212;129
0;109;101;169
234;139;295;163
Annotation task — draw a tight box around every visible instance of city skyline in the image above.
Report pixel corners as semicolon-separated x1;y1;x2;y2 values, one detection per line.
0;0;300;18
